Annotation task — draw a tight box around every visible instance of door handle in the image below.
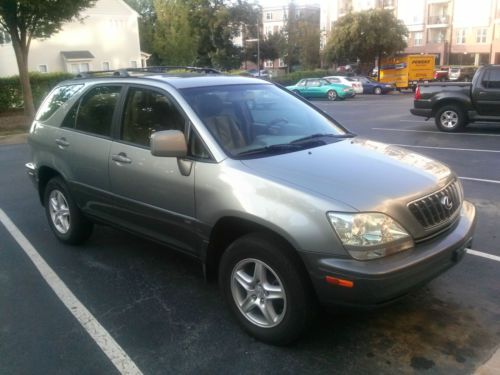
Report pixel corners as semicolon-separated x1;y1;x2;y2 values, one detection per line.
55;137;69;148
111;152;132;164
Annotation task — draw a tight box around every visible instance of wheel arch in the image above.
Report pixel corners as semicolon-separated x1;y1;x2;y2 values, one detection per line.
37;166;63;206
204;216;309;283
431;97;471;117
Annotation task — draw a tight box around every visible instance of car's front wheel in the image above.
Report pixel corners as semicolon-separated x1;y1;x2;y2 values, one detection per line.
219;233;315;345
327;90;338;101
44;177;93;245
435;105;467;132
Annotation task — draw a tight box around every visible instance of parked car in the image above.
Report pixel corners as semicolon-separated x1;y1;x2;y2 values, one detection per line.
434;66;449;82
247;69;269;78
324;76;363;94
448;66;476;81
352;76;395;95
27;67;476;345
411;65;500;132
286;78;355;100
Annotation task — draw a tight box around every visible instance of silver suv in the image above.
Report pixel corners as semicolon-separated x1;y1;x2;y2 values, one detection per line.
27;67;476;345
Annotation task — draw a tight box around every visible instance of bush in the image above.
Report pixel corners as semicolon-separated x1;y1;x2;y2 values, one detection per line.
272;70;332;86
0;72;74;112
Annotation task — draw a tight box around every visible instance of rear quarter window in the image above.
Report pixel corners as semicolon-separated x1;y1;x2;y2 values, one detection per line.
35;84;84;122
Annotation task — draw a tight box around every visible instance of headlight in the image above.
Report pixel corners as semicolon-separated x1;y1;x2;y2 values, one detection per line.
327;212;414;260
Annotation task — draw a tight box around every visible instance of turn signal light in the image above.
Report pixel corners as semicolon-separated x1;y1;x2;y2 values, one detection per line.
325;276;354;288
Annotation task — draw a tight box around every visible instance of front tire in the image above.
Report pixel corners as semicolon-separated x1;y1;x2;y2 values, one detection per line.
219;233;316;345
327;90;338;101
44;177;93;245
435;105;467;132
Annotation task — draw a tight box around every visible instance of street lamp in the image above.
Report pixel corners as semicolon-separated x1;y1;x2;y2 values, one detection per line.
246;37;260;77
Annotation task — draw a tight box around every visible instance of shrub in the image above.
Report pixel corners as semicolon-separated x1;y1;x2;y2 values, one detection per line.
0;72;74;112
272;70;332;86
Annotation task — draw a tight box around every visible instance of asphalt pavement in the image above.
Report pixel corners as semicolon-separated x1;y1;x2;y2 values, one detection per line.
1;94;499;374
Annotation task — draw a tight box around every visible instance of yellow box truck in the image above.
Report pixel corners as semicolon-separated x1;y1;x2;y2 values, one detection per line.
380;54;435;90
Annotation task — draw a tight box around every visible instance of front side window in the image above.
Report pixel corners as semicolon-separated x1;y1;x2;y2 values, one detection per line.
121;87;185;147
36;84;84;122
75;86;121;137
180;84;349;159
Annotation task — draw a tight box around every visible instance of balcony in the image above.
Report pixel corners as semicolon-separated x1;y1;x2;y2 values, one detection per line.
427;14;449;27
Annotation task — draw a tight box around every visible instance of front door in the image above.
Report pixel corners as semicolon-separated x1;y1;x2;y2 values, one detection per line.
108;85;198;255
474;68;500;116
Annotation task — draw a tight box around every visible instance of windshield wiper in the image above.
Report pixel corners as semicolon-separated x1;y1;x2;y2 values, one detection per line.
236;143;304;157
290;133;354;144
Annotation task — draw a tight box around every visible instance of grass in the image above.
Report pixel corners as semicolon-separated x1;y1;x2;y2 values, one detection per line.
0;110;30;136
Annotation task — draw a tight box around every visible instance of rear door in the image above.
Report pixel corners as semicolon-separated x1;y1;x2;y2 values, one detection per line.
304;79;322;98
57;84;123;218
108;85;199;255
474;68;500;116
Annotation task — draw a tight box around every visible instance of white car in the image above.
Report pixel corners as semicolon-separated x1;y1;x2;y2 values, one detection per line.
324;76;363;94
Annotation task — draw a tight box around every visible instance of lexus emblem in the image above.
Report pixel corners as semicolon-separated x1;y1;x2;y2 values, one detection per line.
441;195;453;210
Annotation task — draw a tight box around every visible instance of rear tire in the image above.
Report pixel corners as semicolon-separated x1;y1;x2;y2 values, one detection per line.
374;87;382;95
44;177;93;245
219;233;316;345
327;90;338;101
435;105;467;132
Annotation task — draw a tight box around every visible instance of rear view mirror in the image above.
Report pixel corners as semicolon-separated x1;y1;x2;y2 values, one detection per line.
150;130;187;157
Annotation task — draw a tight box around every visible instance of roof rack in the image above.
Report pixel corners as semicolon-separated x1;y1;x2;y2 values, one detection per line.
75;66;222;79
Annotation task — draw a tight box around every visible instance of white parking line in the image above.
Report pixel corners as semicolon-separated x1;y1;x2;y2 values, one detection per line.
375;127;500;137
466;249;500;262
0;209;143;375
393;144;500;153
459;177;500;185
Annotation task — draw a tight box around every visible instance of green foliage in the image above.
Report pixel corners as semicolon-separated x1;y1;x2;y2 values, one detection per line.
0;72;73;112
325;9;408;65
260;32;287;63
272;70;331;86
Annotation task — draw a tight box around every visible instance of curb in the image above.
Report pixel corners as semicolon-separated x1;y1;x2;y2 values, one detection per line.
475;346;500;375
0;133;28;145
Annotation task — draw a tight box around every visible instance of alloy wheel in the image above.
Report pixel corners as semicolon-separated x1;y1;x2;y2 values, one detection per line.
440;110;459;129
48;189;71;234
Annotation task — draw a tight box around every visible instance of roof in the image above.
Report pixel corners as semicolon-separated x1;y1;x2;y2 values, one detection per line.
155;75;271;89
61;51;95;60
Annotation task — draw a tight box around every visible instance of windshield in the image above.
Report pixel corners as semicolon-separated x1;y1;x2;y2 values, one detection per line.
180;84;349;159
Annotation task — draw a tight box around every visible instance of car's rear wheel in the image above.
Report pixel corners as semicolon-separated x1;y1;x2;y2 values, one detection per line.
435;105;467;132
327;90;338;101
44;177;93;245
374;86;382;95
219;233;315;345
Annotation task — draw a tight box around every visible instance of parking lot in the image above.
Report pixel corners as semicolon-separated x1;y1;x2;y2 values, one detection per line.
1;93;499;374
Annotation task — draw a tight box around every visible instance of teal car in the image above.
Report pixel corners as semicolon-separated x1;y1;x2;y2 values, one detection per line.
286;78;355;101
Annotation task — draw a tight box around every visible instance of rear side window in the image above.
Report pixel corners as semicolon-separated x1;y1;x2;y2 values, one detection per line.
483;69;500;89
36;84;84;122
75;86;121;137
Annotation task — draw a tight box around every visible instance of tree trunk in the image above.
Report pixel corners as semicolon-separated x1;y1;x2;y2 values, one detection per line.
12;40;35;119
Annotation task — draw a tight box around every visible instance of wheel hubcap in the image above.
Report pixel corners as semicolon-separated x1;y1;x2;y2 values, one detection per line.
328;91;336;100
230;258;286;328
440;110;458;128
49;190;70;234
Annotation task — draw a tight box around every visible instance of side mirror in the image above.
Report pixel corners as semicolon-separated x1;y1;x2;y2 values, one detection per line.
150;130;187;158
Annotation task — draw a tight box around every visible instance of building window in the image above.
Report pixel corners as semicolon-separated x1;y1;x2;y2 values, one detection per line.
70;62;91;73
38;65;48;73
0;29;11;44
476;28;487;43
273;25;279;34
102;62;110;71
266;12;272;20
414;32;423;46
129;60;138;68
456;29;466;44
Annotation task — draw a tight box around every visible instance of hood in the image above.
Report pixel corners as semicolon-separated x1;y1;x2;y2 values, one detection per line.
241;138;453;211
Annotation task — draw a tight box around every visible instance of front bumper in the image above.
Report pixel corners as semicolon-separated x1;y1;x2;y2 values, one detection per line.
303;200;476;307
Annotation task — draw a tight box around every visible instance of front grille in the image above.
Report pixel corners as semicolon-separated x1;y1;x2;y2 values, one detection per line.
408;180;462;229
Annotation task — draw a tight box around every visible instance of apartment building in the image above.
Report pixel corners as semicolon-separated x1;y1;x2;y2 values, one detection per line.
322;0;500;66
0;0;145;77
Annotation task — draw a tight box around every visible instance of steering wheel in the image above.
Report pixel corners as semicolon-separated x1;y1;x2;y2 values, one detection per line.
266;118;288;135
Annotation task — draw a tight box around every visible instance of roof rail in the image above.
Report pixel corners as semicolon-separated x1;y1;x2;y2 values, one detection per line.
74;66;222;79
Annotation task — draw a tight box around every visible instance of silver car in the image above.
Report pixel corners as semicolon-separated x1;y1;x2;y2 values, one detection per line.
27;69;476;345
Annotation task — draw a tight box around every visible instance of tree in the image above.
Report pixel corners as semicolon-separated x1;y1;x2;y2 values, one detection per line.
0;0;95;118
260;32;286;66
324;9;408;78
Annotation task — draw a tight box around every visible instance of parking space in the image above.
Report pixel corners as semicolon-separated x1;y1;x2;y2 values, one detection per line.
1;95;499;374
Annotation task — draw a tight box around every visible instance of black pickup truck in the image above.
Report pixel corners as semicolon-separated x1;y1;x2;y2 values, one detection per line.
410;65;500;132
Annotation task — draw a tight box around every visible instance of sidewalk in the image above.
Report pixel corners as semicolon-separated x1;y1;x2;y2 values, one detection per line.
0;133;28;145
